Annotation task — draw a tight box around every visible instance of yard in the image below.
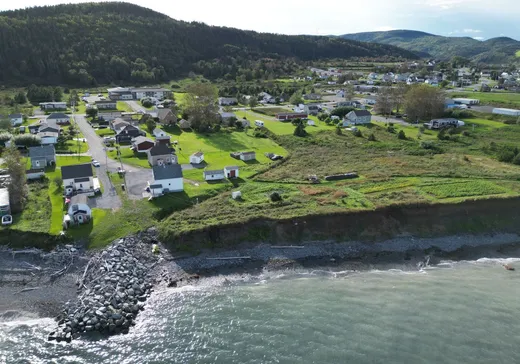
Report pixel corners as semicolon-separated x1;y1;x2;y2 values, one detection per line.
234;110;333;135
107;147;150;168
95;128;116;137
451;92;520;108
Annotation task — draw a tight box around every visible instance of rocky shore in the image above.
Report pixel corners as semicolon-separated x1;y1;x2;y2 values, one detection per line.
48;238;157;342
2;230;520;342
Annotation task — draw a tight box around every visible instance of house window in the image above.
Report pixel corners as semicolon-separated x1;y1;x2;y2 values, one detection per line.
80;184;83;188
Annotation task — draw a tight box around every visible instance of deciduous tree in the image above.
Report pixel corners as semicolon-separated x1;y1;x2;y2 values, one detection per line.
184;83;219;132
4;146;28;213
403;84;445;122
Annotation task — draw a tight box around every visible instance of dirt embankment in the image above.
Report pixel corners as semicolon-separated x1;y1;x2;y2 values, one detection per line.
164;197;520;251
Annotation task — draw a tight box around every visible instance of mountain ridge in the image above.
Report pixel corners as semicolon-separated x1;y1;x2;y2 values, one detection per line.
340;29;520;63
0;2;417;86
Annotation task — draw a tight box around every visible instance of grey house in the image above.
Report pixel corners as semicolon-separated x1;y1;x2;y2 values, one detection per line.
28;145;56;169
148;144;177;166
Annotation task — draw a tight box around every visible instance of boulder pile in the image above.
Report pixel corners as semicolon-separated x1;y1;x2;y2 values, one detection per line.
48;238;156;342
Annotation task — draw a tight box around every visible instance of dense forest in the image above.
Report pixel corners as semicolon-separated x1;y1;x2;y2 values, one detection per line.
341;30;520;64
0;2;417;86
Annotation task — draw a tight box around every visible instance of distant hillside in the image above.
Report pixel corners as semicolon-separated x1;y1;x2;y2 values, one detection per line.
340;30;520;63
0;2;417;86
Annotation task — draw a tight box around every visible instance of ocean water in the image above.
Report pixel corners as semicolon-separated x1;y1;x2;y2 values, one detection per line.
2;258;520;364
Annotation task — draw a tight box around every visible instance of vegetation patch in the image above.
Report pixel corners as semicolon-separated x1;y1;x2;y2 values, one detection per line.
419;180;509;199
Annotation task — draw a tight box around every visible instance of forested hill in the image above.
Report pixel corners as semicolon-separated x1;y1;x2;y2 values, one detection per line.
0;2;417;86
340;30;520;63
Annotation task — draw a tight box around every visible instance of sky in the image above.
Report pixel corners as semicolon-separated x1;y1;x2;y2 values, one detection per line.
1;0;519;40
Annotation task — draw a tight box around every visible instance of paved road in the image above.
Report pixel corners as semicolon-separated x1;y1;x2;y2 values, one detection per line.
74;115;152;203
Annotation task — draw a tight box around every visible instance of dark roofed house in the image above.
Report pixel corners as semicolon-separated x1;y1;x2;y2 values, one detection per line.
116;125;145;143
148;143;177;166
131;136;155;153
28;145;56;169
148;164;183;195
343;110;372;126
61;164;94;194
157;109;177;125
47;112;70;125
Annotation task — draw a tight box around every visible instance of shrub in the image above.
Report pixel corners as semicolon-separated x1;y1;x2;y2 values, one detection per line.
53;176;63;189
13;134;41;147
335;127;342;135
213;124;221;132
447;127;458;135
293;123;307;137
254;129;268;138
367;133;376;141
497;149;516;163
387;125;396;133
420;140;435;149
513;154;520;165
269;191;283;202
352;128;362;137
437;129;449;141
397;130;406;140
462;130;470;137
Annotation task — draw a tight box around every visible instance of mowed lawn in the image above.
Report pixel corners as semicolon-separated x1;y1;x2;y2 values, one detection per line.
234;109;333;135
161;126;287;179
451;92;520;107
107;147;150;168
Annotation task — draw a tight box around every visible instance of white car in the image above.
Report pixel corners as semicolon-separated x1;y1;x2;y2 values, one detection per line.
92;160;101;167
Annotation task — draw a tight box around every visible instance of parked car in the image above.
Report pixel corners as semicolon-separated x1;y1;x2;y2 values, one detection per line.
92;160;100;167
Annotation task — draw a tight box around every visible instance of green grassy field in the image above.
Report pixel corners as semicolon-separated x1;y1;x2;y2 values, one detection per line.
95;128;115;136
107;147;150;168
451;92;520;108
159;116;520;238
117;101;133;112
234;110;332;135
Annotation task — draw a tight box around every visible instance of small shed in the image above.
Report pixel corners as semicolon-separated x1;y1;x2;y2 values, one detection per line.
0;188;10;216
307;120;315;126
178;119;191;129
190;152;205;164
240;151;256;161
232;191;242;200
224;166;239;179
65;195;92;226
203;169;225;181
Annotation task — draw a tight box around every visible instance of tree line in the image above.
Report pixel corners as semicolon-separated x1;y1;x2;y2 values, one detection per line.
0;2;416;86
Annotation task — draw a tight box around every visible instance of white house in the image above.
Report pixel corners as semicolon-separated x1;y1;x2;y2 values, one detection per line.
148;164;183;196
190;152;204;164
343;110;372;126
203;169;225;181
61;164;94;195
9;113;23;126
64;195;92;226
218;97;238;106
47;112;70;125
40;102;67;110
224;166;239;179
38;131;59;145
152;128;171;144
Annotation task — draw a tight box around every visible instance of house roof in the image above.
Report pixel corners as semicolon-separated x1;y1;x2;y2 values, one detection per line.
74;177;91;183
192;152;204;157
241;151;255;156
351;110;372;117
29;145;55;159
61;163;93;180
224;166;239;170
149;143;173;156
9;113;22;118
204;169;224;176
153;128;164;134
131;88;169;92
178;119;191;128
95;100;116;104
38;131;59;137
132;136;153;145
0;188;8;206
39;126;60;133
26;168;45;174
157;109;173;120
118;125;140;134
47;113;69;120
219;112;236;119
152;164;183;180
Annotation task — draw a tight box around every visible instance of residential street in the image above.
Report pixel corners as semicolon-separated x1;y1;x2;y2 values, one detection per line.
74;115;150;203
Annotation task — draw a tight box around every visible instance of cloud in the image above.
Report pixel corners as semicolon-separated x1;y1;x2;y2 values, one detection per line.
463;28;482;33
473;36;484;40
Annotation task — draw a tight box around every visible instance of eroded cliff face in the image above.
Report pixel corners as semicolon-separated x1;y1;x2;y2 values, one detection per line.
166;198;520;251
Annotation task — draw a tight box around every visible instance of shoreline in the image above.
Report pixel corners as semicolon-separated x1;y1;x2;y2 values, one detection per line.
1;232;520;324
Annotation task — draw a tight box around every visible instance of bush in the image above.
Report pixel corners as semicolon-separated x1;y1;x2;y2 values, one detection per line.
437;129;449;141
513;154;520;165
462;130;470;137
352;129;362;137
13;134;41;147
420;140;435;149
254;129;268;138
142;99;153;108
269;191;283;202
387;125;396;133
367;133;376;141
53;176;63;189
293;123;307;137
335;127;342;135
331;106;355;118
447;127;458;135
397;130;406;140
213;124;221;132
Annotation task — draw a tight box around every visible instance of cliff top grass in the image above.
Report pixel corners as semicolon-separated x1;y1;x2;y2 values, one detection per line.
159;119;520;240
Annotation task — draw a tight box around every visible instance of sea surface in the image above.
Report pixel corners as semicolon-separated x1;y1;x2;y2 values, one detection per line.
2;258;520;364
